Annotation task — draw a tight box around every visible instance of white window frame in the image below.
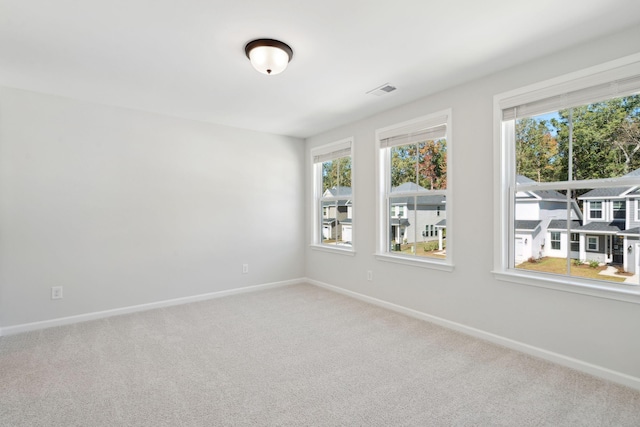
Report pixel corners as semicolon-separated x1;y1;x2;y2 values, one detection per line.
570;232;580;252
375;109;453;271
612;200;626;220
550;232;561;250
493;53;640;304
587;236;599;252
589;201;603;220
311;138;355;256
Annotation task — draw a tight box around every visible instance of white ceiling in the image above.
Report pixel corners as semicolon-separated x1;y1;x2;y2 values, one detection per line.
1;0;640;138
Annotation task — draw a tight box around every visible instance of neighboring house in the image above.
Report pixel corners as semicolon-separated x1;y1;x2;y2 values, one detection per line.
514;175;583;264
389;183;446;250
322;186;352;244
576;168;640;273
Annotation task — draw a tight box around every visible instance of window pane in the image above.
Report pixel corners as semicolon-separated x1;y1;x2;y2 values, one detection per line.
514;185;639;285
515;114;558;183
515;95;640;183
389;196;409;252
321;200;337;245
390;144;417;190
388;195;446;258
415;195;447;259
322;157;352;192
321;199;352;246
417;139;447;190
560;95;640;181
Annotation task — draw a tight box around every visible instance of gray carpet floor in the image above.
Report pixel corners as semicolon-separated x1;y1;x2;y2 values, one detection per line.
1;283;639;426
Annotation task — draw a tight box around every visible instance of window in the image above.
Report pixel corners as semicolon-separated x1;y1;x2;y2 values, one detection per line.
570;233;580;252
376;110;452;270
495;54;640;302
613;200;626;220
589;201;603;219
312;138;353;252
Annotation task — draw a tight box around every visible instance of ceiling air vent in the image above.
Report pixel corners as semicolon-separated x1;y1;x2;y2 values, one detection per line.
367;83;397;96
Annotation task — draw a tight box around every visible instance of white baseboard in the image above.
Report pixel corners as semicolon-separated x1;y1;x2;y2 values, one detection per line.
307;278;640;392
0;278;303;337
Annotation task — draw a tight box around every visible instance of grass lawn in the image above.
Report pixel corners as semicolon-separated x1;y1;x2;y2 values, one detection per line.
396;242;446;259
516;257;626;283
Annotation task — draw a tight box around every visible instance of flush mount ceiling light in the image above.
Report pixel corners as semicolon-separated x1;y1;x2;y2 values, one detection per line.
245;39;293;75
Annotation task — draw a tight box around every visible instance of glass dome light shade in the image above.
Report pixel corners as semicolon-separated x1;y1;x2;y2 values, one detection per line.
245;39;293;75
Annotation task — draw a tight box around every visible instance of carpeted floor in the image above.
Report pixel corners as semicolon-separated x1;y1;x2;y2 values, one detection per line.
1;283;639;426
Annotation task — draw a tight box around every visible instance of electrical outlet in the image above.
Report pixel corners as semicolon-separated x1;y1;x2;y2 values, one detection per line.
367;270;373;281
242;264;249;274
51;286;63;300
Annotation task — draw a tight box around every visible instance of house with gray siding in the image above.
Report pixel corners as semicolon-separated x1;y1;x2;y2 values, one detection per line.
389;183;446;251
576;168;640;274
514;176;582;263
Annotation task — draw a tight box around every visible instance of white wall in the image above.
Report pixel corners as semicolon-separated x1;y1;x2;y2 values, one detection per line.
0;87;305;327
305;26;640;380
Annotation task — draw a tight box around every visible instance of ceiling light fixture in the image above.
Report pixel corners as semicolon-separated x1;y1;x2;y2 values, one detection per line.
245;39;293;75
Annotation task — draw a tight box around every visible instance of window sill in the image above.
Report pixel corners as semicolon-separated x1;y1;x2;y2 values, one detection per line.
375;253;454;272
493;269;640;304
310;244;356;256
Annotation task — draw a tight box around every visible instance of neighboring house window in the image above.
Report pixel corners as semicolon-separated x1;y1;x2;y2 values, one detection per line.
636;199;640;221
570;233;579;252
376;110;452;270
613;200;625;220
312;138;353;251
495;55;640;302
589;201;603;219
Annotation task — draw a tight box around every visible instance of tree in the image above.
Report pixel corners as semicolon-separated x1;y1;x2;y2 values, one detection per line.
553;95;640;181
418;139;447;190
515;117;558;182
390;145;417;188
389;140;447;189
322;157;351;192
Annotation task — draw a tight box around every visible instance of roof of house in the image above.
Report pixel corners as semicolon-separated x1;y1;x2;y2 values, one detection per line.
515;220;541;231
323;186;352;198
391;182;428;193
548;219;582;230
619;227;640;236
575;221;625;233
579;187;630;199
516;175;566;201
579;168;640;199
436;219;446;227
390;218;410;226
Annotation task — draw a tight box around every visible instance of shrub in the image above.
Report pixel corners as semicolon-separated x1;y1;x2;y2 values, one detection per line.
588;260;600;268
573;259;584;266
423;241;439;252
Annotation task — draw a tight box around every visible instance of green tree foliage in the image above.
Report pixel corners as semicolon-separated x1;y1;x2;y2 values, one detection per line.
552;95;640;180
322;157;351;192
515;118;558;182
390;145;417;188
390;140;447;189
516;95;640;183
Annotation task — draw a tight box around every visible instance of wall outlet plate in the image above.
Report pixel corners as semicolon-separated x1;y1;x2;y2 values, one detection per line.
51;286;63;300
